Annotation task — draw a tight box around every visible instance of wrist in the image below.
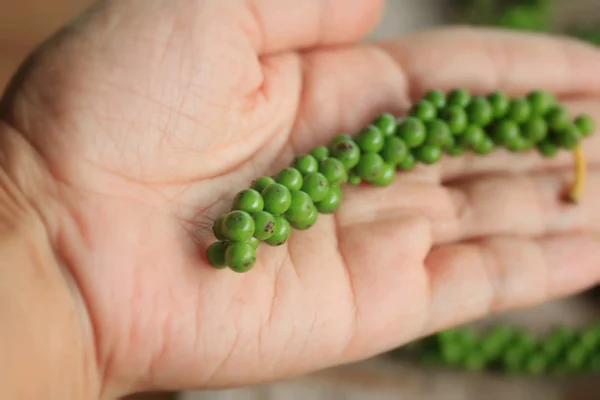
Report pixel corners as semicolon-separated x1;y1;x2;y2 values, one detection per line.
0;126;101;398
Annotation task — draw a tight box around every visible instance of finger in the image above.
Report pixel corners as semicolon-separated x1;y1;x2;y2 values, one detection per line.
422;234;600;335
291;27;600;155
337;168;600;244
377;27;600;99
239;0;385;54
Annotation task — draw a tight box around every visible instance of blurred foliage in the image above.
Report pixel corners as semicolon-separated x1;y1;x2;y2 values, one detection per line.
450;0;600;45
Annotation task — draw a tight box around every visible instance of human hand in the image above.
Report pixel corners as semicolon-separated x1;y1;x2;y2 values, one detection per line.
2;0;600;397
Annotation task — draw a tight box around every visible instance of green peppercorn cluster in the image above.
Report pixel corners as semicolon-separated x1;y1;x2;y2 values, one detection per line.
408;324;600;375
206;88;595;272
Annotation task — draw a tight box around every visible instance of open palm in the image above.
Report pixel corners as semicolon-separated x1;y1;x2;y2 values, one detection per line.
3;0;600;396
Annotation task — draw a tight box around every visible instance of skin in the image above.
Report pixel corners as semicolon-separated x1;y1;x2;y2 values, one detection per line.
2;0;600;398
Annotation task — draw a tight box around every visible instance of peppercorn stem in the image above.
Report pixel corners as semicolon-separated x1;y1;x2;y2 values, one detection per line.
566;145;586;203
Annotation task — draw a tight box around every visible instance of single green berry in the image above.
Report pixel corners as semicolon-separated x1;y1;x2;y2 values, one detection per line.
251;211;276;240
414;145;442;164
439;105;468;134
261;183;292;215
525;354;548;375
574;114;595;136
316;186;342;214
553;124;582;149
447;88;471;108
232;189;264;213
466;95;494;127
251;176;276;193
355;152;384;180
222;210;255;242
319;157;348;186
212;215;226;240
474;137;495;155
373;113;398;136
521;116;548;143
546;105;571;131
397;152;417;170
487;91;510;118
301;172;330;202
293;155;319;175
458;125;486;148
348;173;361;185
424;119;452;146
247;237;260;250
462;353;487;372
330;138;361;169
330;134;352;147
493;119;521;146
225;242;256;273
206;241;228;269
265;215;292;246
380;136;409;165
276;167;303;191
289;206;318;230
537;140;559;158
284;190;315;222
311;145;330;162
507;98;532;123
527;90;556;116
369;162;396;186
356;124;385;153
410;99;437;121
506;136;532;152
424;89;446;108
396;117;427;148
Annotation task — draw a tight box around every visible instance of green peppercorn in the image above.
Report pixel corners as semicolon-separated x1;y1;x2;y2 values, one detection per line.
447;88;471;108
410;99;437;121
222;210;255;242
439;105;468;134
330;134;352;147
521;116;548;143
527;90;556;116
316;186;342;214
565;345;588;371
507;98;532;123
458;125;486;148
546;105;571;131
414;145;442;164
506;136;532;152
525;353;549;375
311;145;330;162
473;137;495;155
264;215;291;246
397;117;427;148
354;152;383;180
467;95;494;127
424;89;447;108
284;190;315;222
319;157;348;186
553;124;581;149
232;189;264;213
261;183;292;215
225;242;256;273
493;119;521;146
537;139;558;158
251;176;276;193
462;352;487;372
488;91;510;118
424;119;452;146
293;155;319;175
348;172;361;185
574;114;595;136
373;112;398;136
301;172;330;202
289;206;318;230
252;211;276;240
207;241;228;269
275;167;303;191
369;162;396;186
397;152;417;171
356;124;385;153
380;136;409;165
330;137;361;169
212;215;227;241
440;342;464;366
247;237;260;250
